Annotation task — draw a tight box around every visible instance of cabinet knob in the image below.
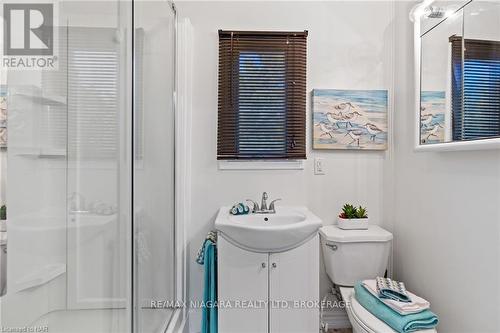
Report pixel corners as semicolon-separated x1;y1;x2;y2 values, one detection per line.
261;262;266;268
272;263;277;268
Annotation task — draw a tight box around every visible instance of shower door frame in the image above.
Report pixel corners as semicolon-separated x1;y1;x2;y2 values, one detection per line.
129;1;188;332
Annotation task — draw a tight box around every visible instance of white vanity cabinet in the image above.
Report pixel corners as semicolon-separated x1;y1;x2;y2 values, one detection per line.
217;234;269;332
217;234;319;333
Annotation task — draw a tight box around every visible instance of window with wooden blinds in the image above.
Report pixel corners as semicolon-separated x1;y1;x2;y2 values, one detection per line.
218;30;307;160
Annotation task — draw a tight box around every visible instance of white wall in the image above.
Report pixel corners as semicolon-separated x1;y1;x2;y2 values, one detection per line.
391;2;500;332
177;1;395;331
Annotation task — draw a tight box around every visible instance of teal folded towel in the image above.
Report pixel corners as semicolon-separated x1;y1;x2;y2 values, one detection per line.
354;282;438;333
200;239;217;333
230;203;249;215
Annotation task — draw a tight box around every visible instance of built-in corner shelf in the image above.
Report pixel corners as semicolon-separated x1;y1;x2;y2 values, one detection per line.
14;147;66;158
15;263;66;292
14;93;67;106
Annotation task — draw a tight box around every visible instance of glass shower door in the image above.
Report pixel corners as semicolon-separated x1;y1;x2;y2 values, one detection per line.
63;1;133;331
133;1;177;332
1;1;134;332
65;25;127;309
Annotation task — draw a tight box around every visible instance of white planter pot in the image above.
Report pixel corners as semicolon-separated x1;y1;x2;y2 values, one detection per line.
337;217;369;230
0;220;6;232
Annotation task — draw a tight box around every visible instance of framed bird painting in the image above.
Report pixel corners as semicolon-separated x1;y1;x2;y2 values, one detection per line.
312;89;388;150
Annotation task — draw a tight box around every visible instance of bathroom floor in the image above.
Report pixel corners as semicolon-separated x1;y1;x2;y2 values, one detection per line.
328;329;353;333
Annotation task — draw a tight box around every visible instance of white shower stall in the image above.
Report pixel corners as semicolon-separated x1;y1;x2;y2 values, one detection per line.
0;1;186;332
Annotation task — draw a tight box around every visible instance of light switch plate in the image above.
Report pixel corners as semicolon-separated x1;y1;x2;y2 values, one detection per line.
314;158;325;175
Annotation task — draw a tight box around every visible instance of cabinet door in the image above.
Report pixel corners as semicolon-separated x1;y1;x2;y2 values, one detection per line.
218;236;269;333
269;235;319;333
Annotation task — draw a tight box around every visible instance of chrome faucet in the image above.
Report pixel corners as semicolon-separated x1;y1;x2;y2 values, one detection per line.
246;192;281;214
261;192;269;211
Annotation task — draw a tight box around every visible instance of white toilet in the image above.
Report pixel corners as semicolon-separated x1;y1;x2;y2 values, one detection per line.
320;225;437;333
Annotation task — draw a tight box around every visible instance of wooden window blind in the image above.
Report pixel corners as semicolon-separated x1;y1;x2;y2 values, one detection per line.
217;30;307;160
450;36;500;140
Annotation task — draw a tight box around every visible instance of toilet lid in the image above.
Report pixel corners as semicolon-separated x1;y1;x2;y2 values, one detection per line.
340;287;437;333
320;225;393;243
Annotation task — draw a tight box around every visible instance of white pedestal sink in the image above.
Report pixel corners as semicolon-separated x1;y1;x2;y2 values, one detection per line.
215;206;322;252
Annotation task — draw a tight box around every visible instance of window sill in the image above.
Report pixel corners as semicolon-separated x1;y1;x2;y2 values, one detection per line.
218;160;305;170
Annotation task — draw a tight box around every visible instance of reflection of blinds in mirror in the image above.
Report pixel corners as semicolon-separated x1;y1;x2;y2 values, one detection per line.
450;36;463;140
68;27;119;160
450;37;500;141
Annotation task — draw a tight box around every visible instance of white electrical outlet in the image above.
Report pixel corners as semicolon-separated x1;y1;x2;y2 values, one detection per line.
314;158;325;175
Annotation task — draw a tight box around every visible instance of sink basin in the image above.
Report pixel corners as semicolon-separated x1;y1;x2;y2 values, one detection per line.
215;206;322;252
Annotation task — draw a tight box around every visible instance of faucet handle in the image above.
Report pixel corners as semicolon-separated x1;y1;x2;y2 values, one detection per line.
268;199;282;212
246;199;259;213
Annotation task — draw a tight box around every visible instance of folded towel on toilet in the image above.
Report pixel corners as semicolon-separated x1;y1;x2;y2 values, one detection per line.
363;279;430;315
354;282;438;333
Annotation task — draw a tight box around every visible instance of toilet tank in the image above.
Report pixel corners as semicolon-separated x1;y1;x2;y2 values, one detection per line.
320;225;393;287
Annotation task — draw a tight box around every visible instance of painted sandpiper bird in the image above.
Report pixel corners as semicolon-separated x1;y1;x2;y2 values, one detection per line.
326;112;344;128
316;122;335;138
423;123;443;140
363;123;384;141
420;113;434;127
344;129;364;147
334;102;354;113
0;97;6;110
343;111;362;128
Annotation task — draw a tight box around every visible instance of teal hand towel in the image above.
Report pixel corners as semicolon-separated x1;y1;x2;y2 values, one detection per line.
354;282;438;333
230;203;249;215
201;240;218;333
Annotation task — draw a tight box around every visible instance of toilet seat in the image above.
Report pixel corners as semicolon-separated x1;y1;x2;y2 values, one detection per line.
339;287;437;333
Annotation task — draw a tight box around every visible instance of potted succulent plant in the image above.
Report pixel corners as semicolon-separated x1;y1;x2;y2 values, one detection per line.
337;203;369;230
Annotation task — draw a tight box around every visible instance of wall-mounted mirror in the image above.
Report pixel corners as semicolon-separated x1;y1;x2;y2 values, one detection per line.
416;0;500;150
